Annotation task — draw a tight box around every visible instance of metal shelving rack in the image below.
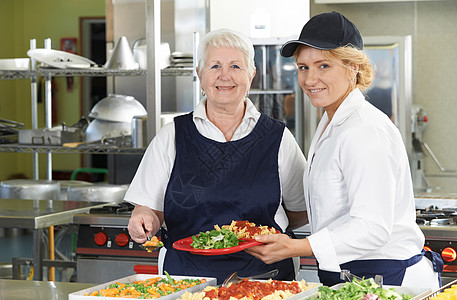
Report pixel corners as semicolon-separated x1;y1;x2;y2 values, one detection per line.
0;57;193;176
0;67;193;80
0;144;145;154
2;0;197;180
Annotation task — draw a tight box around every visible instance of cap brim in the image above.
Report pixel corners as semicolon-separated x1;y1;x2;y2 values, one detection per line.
280;39;341;57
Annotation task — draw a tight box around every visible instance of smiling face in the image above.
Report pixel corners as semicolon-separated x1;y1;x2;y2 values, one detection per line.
198;45;255;108
295;45;356;118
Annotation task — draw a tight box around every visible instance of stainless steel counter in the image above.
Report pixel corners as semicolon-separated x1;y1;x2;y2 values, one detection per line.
0;199;110;281
0;199;111;229
0;279;95;300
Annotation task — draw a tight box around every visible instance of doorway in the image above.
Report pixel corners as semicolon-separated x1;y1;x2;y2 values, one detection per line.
79;17;107;179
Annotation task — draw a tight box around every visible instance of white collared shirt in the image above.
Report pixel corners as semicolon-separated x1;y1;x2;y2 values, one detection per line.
306;89;424;272
124;98;306;231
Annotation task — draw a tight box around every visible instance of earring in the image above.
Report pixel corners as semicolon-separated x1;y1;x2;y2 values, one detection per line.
245;91;249;98
201;90;206;96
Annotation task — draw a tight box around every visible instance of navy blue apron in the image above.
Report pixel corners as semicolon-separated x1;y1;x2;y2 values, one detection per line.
317;249;443;286
162;112;295;284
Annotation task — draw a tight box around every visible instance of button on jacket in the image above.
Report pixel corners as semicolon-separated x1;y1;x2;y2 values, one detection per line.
306;88;424;272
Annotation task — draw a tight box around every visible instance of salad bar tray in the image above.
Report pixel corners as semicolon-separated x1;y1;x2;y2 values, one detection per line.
69;274;216;300
304;282;431;300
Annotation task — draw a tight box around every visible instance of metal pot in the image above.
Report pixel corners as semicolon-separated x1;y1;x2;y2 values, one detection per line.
85;119;131;142
58;180;94;200
88;94;146;123
67;184;129;203
1;179;60;200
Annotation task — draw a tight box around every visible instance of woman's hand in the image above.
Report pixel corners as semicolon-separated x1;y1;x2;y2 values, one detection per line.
128;205;163;244
245;234;313;264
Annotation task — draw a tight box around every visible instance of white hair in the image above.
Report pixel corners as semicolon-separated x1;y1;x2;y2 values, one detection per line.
197;28;256;76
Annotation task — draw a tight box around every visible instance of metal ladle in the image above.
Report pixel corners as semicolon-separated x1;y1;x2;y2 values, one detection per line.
222;269;279;288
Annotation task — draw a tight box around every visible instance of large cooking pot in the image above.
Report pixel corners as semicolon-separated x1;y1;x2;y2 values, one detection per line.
85;118;131;142
1;179;60;200
67;184;129;203
58;180;94;200
88;94;146;123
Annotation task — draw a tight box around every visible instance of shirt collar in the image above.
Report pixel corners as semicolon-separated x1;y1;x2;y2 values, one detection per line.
193;97;261;123
327;88;365;127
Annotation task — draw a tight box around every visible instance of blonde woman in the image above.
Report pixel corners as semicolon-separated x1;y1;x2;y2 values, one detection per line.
246;11;442;289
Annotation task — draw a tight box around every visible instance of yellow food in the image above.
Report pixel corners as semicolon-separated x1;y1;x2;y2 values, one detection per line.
143;236;164;247
216;220;277;239
85;274;206;298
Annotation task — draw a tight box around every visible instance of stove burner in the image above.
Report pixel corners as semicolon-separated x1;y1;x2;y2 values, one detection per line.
89;202;134;214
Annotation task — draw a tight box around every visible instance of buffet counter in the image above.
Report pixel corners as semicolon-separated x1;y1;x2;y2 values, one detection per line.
0;279;95;300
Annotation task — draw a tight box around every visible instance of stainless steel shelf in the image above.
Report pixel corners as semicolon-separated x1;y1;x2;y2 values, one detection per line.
0;67;193;80
0;143;145;154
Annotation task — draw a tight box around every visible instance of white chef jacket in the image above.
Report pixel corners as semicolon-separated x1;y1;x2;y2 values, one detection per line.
125;97;306;232
305;89;437;287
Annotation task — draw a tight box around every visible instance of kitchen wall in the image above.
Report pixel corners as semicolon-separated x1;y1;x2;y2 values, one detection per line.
310;0;457;193
0;0;105;181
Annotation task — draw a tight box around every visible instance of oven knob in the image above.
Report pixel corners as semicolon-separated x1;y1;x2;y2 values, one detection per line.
115;233;130;247
94;232;108;246
442;247;457;262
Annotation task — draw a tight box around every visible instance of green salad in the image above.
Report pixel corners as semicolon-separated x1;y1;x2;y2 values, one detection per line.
311;278;413;300
190;228;239;249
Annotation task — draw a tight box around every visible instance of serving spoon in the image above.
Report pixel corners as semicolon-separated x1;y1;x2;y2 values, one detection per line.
139;236;164;252
222;269;279;287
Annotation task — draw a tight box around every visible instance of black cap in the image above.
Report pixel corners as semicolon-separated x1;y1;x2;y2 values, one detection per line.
280;11;363;57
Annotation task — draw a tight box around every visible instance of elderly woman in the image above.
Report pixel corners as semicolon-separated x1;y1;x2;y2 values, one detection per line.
246;12;442;288
126;28;307;283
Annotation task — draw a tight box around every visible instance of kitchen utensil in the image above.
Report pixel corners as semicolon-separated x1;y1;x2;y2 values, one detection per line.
0;58;30;70
139;236;164;252
340;269;383;288
222;269;279;287
105;36;139;70
1;179;60;200
88;94;147;123
85;119;131;142
27;49;96;69
131;115;147;148
58;180;94;200
18;126;83;145
67;184;128;203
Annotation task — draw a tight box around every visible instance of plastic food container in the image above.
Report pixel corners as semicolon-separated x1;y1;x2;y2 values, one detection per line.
68;274;217;300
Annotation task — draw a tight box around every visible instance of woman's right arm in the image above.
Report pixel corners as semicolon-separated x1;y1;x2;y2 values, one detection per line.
124;123;176;243
128;205;164;243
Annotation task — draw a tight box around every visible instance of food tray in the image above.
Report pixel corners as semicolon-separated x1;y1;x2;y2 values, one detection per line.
68;274;217;300
177;280;322;300
418;278;457;299
304;283;431;299
281;281;322;300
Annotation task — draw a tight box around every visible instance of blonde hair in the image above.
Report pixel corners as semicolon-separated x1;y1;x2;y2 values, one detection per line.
322;46;374;91
197;28;256;77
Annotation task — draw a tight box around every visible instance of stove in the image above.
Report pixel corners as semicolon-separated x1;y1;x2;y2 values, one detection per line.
416;197;457;281
73;202;159;283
